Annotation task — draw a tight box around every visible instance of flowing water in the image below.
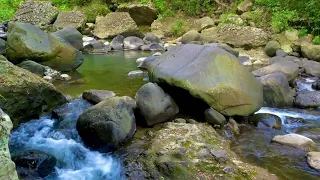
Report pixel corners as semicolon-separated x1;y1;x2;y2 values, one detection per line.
9;52;150;180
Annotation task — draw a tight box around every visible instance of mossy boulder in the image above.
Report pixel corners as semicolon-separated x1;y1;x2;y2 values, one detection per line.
0;55;67;127
117;3;158;25
0;109;19;180
301;43;320;62
51;27;83;51
76;96;136;151
6;22;83;72
17;60;47;76
53;11;87;31
265;41;281;57
147;44;263;116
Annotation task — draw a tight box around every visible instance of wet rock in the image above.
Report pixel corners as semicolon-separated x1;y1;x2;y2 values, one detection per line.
136;57;147;63
93;12;141;39
0;109;19;180
77;97;136;150
12;151;56;178
284;116;307;125
143;32;161;44
59;74;71;81
135;83;179;126
147;44;263;116
301;43;320;61
128;70;146;78
186;119;197;124
117;3;158;26
252;61;299;83
16;60;47;76
294;91;320;108
138;56;156;70
204;108;226;126
249;113;282;129
111;35;125;50
51;27;83;50
124;36;144;50
272;134;318;152
307;152;320;171
140;43;164;51
181;30;201;44
302;59;320;77
6;22;83;71
257;72;293;107
13;0;58;26
82;90;116;104
0;55;67;127
53;11;86;30
0;38;5;55
276;49;287;57
296;127;320;140
82;40;109;54
265;41;281;57
121;96;137;110
201;24;270;48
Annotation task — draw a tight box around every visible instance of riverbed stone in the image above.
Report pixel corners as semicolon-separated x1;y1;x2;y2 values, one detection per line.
265;41;281;57
17;60;47;76
111;35;125;50
124;36;144;50
0;109;19;180
257;72;293;107
301;43;320;62
135;83;179;126
77;96;136;150
302;59;320;77
307;152;320;171
51;27;83;50
236;0;253;14
252;61;299;83
197;16;214;31
276;49;287;57
147;44;263;116
53;11;87;30
82;90;116;104
128;70;146;78
93;12;141;39
143;33;161;44
13;0;58;26
204;108;226;126
117;3;158;25
0;55;67;127
294;91;320;108
6;22;83;71
140;43;164;51
0;39;6;55
181;30;201;44
200;24;270;48
249;113;282;129
272;134;318;152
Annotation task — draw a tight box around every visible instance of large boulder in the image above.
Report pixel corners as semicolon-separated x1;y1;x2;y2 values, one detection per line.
117;3;158;25
0;55;68;127
181;30;201;44
123;36;144;50
307;152;320;171
6;22;83;71
17;60;47;76
51;27;83;50
252;61;299;83
301;43;320;62
53;11;87;31
272;134;318;152
201;24;270;48
93;12;141;39
302;59;320;76
294;91;320;108
13;0;58;26
82;90;116;104
135;83;179;126
76;97;136;150
257;72;293;107
265;41;281;57
147;44;263;116
0;109;19;180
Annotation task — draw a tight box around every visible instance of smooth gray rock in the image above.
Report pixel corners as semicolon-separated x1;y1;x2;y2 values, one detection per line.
124;36;144;50
51;27;83;50
294;91;320;108
82;90;116;104
204;108;226;125
111;35;125;50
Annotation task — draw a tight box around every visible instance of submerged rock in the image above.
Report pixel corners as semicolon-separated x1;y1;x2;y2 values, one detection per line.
82;90;116;104
0;55;67;127
0;109;19;180
135;83;179;126
6;22;83;71
272;134;318;152
294;91;320;108
307;152;320;171
249;113;282;129
147;44;263;116
77;97;136;151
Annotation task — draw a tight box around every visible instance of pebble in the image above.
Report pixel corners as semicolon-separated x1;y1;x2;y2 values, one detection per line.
60;74;71;81
152;52;162;56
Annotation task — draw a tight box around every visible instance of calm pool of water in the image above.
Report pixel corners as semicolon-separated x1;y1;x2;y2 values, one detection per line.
54;51;151;97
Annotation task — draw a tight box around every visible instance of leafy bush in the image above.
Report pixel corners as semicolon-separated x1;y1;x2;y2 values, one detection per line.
313;36;320;45
298;28;308;37
171;20;185;37
271;10;296;33
0;0;23;22
75;2;111;23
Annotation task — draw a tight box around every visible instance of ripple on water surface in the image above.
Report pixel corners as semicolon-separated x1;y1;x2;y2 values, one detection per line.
9;99;124;180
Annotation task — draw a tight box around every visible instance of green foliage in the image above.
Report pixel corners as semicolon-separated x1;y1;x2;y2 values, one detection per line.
75;2;111;23
298;28;308;37
220;13;244;26
171;20;185;37
0;0;23;22
312;36;320;45
255;0;320;35
51;0;92;10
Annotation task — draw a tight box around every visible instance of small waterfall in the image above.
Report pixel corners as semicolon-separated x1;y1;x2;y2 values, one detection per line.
9;99;123;180
296;77;317;92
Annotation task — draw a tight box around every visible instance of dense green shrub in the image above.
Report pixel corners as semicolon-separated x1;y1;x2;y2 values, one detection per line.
75;2;111;23
0;0;23;22
171;20;185;37
313;36;320;45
